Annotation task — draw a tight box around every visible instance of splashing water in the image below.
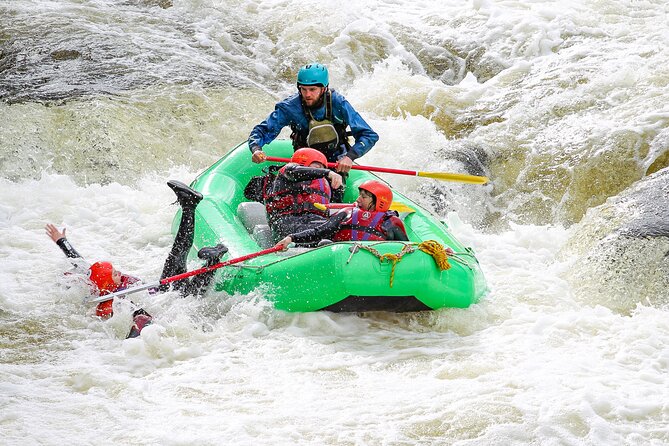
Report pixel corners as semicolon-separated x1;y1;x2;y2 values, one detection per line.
1;0;668;444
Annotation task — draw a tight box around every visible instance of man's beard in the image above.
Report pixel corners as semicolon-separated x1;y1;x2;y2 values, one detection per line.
302;93;325;109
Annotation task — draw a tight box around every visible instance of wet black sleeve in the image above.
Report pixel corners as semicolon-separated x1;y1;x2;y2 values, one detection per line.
290;211;348;244
56;237;83;259
382;217;409;241
282;164;331;182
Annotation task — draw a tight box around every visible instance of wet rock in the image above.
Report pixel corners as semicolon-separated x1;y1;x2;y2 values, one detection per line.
136;0;173;9
561;167;669;314
439;144;489;178
50;49;81;61
417;144;493;227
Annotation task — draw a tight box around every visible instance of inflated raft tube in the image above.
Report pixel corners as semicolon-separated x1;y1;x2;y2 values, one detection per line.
173;140;488;312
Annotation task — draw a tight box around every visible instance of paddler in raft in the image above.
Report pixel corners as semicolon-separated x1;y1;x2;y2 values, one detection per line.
244;148;343;243
46;180;228;339
275;179;409;249
247;62;378;202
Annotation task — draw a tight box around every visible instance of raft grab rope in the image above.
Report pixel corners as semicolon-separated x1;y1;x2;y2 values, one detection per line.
231;241;471;285
352;240;453;287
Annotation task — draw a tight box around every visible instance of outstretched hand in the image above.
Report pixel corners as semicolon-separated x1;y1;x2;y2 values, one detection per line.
45;223;66;243
274;236;293;251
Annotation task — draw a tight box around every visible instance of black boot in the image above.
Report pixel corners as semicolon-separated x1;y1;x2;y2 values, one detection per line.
167;180;203;209
198;244;229;266
184;244;229;297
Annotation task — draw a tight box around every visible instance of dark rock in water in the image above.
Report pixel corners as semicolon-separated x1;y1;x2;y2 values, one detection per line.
412;144;492;227
443;144;489;178
620;187;669;237
50;50;81;61
134;0;173;8
561;167;669;314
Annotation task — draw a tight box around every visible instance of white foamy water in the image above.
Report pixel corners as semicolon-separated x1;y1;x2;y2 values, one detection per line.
2;0;669;445
2;174;667;445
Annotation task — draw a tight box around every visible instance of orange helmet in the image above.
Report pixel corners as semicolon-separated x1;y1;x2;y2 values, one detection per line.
359;180;392;212
88;261;117;296
291;148;327;167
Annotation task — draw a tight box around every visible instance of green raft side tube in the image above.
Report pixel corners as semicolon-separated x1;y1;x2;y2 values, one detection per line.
173;140;488;312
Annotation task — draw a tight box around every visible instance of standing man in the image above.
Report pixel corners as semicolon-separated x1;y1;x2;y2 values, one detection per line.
248;62;378;200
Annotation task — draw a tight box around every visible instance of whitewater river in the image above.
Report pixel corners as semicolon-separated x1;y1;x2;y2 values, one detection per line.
1;0;668;444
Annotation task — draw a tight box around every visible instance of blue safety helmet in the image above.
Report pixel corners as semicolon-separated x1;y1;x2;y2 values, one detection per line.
297;63;329;87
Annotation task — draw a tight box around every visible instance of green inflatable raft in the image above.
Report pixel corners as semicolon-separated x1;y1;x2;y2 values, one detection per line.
176;140;488;312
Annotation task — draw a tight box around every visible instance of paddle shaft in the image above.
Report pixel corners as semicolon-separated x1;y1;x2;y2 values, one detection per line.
266;156;417;175
264;156;488;184
86;246;283;304
319;203;353;209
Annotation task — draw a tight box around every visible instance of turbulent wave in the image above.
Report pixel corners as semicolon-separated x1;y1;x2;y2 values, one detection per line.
2;0;669;225
0;85;276;184
2;1;669;444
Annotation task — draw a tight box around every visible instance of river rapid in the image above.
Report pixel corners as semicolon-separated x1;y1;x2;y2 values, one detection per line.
1;1;668;445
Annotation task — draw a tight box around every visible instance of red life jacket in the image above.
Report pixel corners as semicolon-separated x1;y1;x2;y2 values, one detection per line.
95;274;140;318
264;167;331;220
118;274;140;291
333;208;389;241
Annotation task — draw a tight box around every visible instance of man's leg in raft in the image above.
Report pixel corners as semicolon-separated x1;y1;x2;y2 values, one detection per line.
159;180;229;296
271;214;328;243
182;244;229;297
159;180;203;291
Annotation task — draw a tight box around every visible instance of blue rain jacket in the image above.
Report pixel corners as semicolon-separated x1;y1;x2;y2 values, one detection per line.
248;90;378;161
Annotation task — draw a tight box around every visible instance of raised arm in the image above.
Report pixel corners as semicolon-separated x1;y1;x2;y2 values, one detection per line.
45;223;83;259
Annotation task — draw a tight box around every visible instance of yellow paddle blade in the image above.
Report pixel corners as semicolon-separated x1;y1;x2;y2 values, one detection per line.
390;202;415;213
313;203;328;211
417;171;488;184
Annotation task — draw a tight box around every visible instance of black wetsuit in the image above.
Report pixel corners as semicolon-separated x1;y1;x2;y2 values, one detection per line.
55;237;83;259
157;204;219;296
265;164;341;242
289;209;409;245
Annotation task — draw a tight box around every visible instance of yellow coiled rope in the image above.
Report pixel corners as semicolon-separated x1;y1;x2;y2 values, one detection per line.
418;240;452;271
356;240;452;287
